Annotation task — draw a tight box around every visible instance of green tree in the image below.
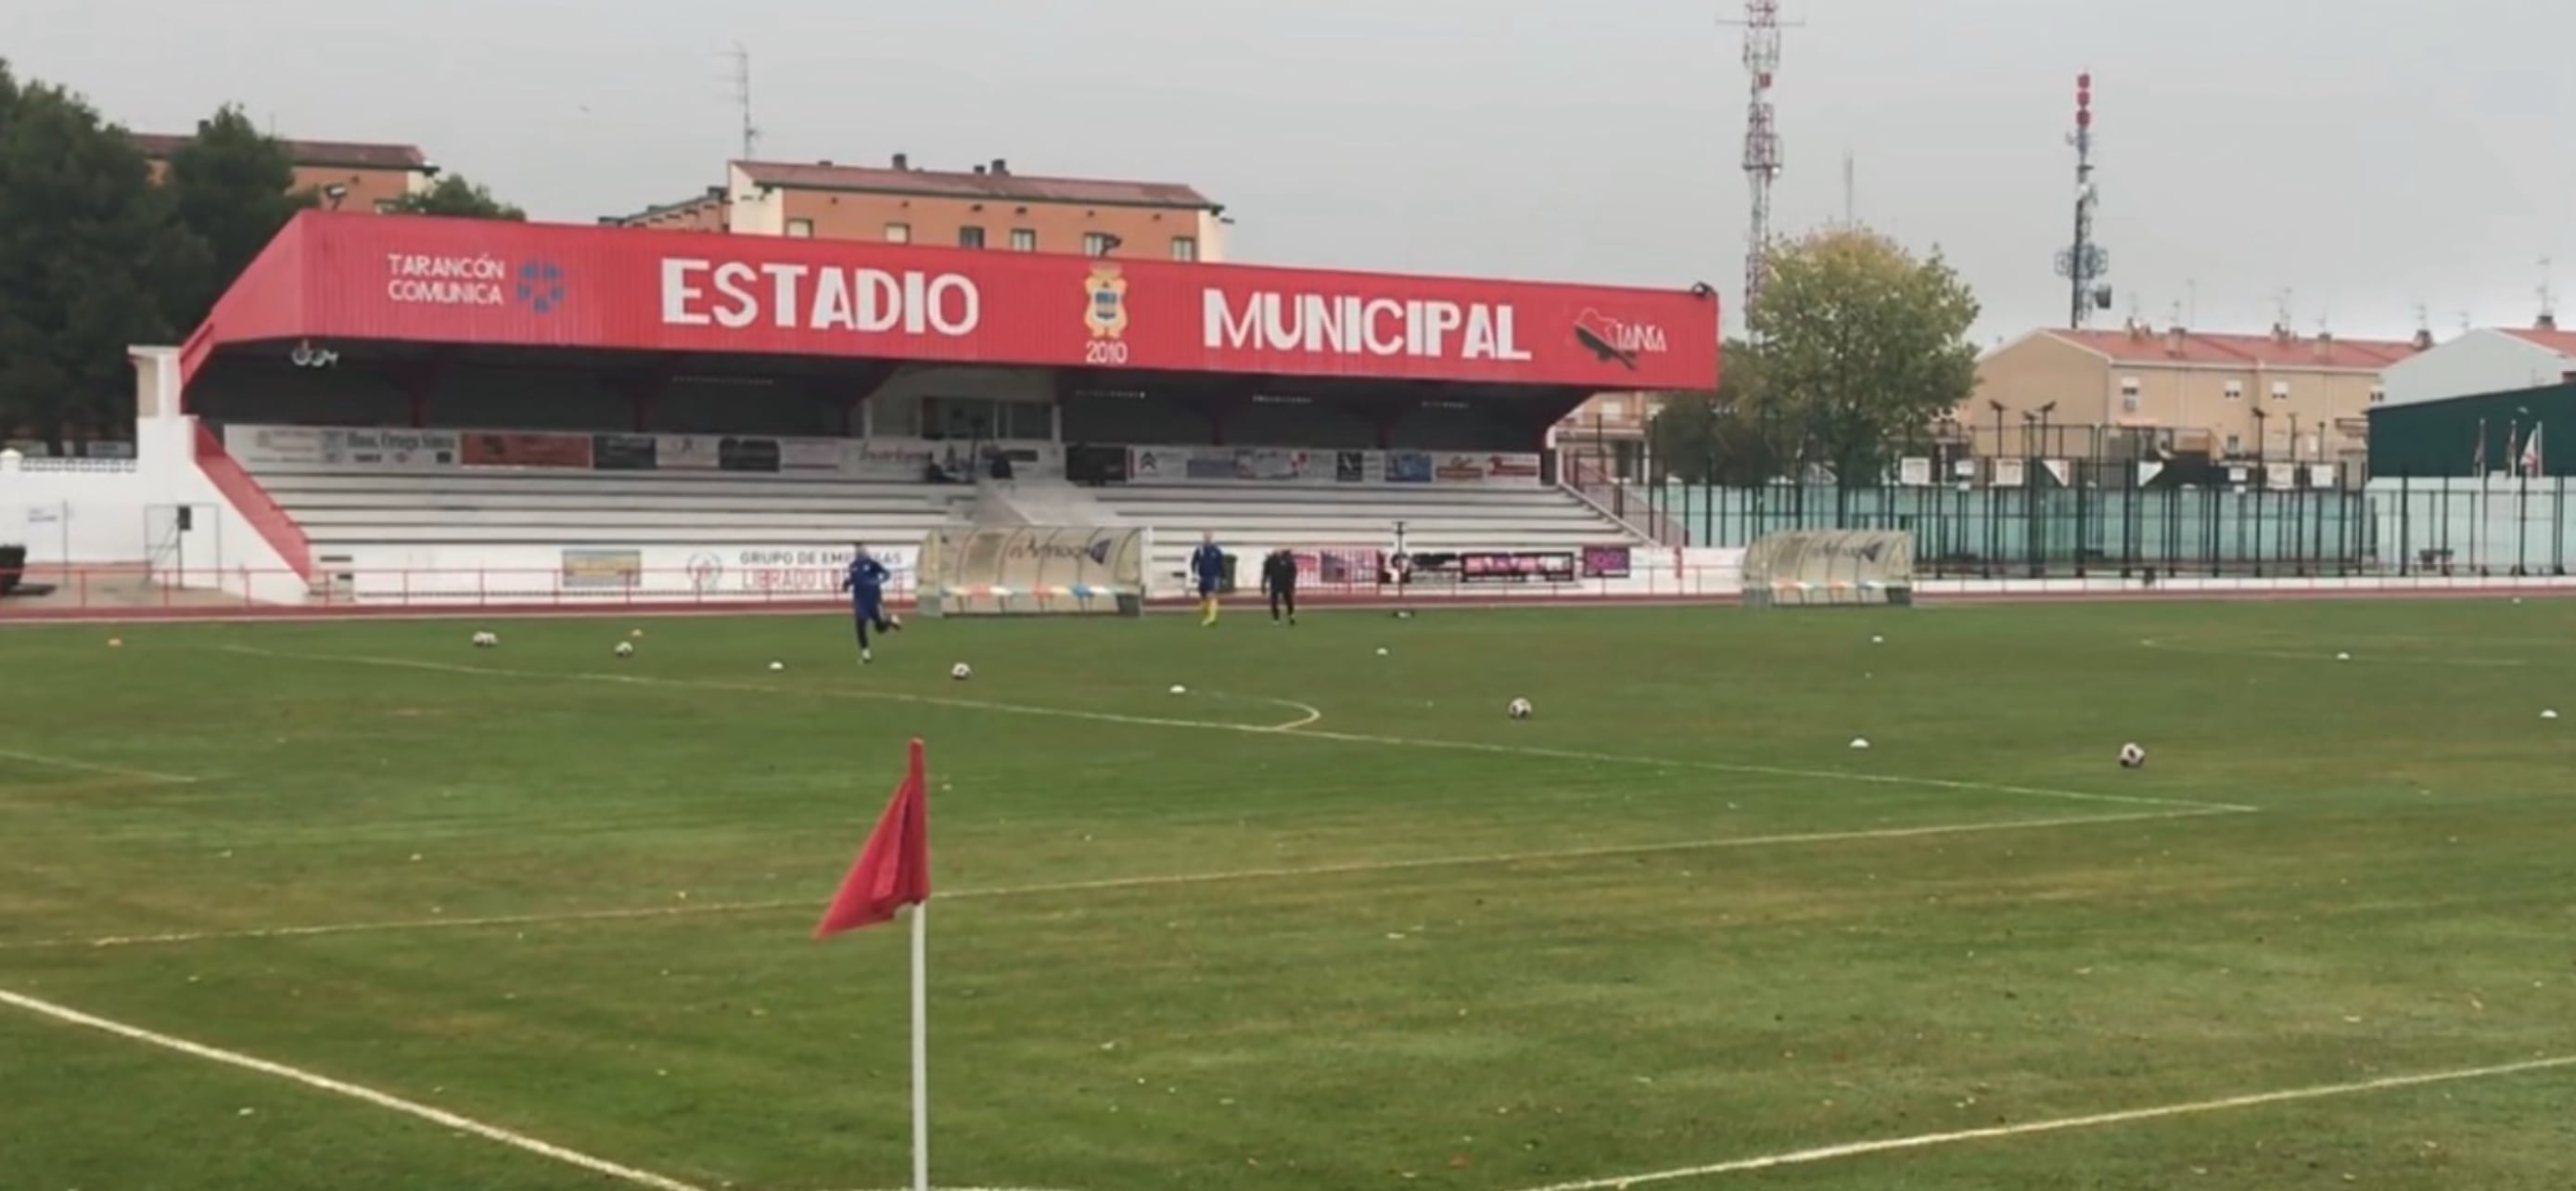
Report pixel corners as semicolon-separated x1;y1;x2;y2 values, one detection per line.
383;173;525;220
1647;339;1792;484
162;104;312;329
0;64;209;450
1745;226;1980;482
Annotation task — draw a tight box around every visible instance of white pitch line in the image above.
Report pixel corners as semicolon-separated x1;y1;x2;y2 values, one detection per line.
0;986;710;1191
223;647;2239;813
0;807;2239;952
1506;1053;2576;1191
0;747;200;786
2137;637;2529;669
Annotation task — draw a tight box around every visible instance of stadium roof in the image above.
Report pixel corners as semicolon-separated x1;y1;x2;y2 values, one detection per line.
182;211;1720;393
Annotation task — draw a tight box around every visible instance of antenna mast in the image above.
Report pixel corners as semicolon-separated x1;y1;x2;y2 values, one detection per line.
2055;72;2108;327
1739;0;1785;330
725;44;760;160
2541;257;2558;327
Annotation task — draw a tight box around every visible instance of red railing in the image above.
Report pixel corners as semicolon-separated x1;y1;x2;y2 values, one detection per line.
0;561;1723;620
10;561;2575;622
191;423;314;580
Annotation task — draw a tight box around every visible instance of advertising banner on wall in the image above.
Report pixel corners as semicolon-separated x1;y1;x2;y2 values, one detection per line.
560;548;644;589
226;425;326;467
658;435;722;471
677;544;921;597
1460;550;1578;583
1384;451;1434;484
463;431;593;469
1233;448;1322;483
779;439;844;473
1581;544;1633;579
1125;445;1237;482
591;434;658;470
850;438;939;481
225;426;463;469
717;436;782;473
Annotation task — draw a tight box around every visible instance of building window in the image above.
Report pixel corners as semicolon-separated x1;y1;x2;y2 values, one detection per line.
2225;433;2242;455
2269;379;2290;401
1010;228;1037;251
2369;386;2387;404
785;218;814;237
885;223;912;244
2224;380;2244;402
2122;392;2140;414
1083;232;1116;257
958;225;986;249
1170;236;1199;262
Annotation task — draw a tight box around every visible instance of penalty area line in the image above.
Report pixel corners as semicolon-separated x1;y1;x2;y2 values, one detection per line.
1505;1053;2576;1191
0;806;2242;952
0;986;711;1191
223;647;2236;813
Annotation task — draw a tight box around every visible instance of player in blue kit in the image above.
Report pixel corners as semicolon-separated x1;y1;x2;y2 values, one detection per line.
841;544;901;663
1190;531;1227;626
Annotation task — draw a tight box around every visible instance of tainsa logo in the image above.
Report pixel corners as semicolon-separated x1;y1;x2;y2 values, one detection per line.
1002;539;1116;565
661;259;980;336
385;252;525;307
1572;308;1667;370
1204;290;1532;362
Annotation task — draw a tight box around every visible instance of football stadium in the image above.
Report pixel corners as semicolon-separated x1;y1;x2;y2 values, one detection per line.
6;214;2576;1191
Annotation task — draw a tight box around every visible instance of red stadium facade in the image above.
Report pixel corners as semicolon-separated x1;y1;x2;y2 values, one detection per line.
184;212;1718;395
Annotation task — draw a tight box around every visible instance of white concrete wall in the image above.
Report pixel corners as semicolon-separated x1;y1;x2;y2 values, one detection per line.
0;349;310;602
725;163;787;236
2381;330;2570;405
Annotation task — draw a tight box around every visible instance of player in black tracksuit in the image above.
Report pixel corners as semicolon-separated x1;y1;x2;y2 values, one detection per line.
1261;548;1298;625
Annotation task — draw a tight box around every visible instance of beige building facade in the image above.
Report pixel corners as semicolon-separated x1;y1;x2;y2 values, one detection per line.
1970;324;2423;463
610;155;1226;263
135;134;437;212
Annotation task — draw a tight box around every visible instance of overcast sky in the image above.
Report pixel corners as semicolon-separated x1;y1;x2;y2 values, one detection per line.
6;0;2570;345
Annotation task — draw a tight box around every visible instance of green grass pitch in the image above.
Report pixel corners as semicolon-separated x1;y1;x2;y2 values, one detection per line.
3;599;2573;1191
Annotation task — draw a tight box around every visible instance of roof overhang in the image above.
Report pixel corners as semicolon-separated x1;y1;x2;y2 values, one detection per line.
182;211;1720;398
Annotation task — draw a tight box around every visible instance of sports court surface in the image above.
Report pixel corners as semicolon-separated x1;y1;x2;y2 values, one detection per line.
4;599;2571;1190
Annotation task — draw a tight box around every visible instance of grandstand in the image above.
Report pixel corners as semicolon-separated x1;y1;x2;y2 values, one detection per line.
61;212;1715;609
222;436;1650;600
1096;483;1644;587
264;470;966;547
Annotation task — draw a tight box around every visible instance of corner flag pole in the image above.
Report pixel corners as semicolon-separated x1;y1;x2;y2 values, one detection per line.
911;899;930;1191
812;738;935;1191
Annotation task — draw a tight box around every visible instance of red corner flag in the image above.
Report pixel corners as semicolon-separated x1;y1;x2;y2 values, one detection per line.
815;738;932;938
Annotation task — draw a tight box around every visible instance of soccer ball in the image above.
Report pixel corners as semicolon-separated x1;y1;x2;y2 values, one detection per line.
471;631;497;648
1507;697;1533;720
950;662;973;681
614;641;634;659
2118;742;2147;769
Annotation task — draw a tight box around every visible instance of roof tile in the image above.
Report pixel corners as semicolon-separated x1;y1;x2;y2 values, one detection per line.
132;133;430;171
2499;326;2576;355
2050;327;2417;371
733;159;1217;211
